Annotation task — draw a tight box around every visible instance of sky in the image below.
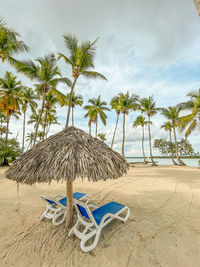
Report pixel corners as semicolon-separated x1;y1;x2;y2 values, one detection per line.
1;0;200;156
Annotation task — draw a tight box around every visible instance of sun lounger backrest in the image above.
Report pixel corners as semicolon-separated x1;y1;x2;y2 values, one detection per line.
41;196;57;206
74;199;97;226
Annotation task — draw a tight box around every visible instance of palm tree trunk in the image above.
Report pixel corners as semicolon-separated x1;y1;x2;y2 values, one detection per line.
142;125;147;164
72;107;74;127
22;105;27;152
111;112;119;149
173;126;185;166
33;94;46;145
66;180;73;228
148;115;156;166
6;114;10;141
95;116;98;138
89;123;91;135
43;109;48;140
65;77;78;128
122;112;126;157
169;130;177;165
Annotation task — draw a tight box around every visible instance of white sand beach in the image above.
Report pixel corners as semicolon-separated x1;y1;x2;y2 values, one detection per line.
0;165;200;267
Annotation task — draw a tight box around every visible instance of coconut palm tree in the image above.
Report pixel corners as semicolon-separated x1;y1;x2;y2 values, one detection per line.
66;93;83;126
37;131;44;142
44;109;60;139
21;88;38;152
118;92;138;158
0;71;22;140
140;96;158;166
110;95;121;148
161;106;185;166
58;34;107;130
10;54;71;145
27;112;40;130
42;92;65;139
84;95;110;138
161;121;177;165
98;132;106;142
0;18;29;63
0;108;6;138
84;106;96;135
178;89;200;139
26;132;34;149
133;115;148;164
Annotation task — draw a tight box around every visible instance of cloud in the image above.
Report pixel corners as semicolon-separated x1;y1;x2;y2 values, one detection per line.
1;0;200;155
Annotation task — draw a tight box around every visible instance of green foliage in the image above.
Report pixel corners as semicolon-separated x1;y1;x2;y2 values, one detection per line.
0;138;21;165
98;132;106;142
154;138;195;156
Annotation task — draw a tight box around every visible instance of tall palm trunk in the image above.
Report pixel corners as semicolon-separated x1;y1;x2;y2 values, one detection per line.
43;108;48;140
142;125;147;164
173;126;185;166
89;123;91;135
148;115;156;166
72;106;74;127
33;93;46;145
95;116;98;138
169;129;177;165
111;112;119;149
122;112;126;157
65;77;78;128
6;114;11;141
22;104;27;152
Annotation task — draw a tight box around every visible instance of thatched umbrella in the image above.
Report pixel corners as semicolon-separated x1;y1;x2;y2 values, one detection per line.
5;127;129;227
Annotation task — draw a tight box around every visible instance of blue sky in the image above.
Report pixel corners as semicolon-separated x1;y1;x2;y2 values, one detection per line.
1;0;200;156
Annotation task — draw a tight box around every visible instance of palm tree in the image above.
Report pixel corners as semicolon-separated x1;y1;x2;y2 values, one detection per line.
161;121;177;165
58;34;107;130
37;131;44;142
98;132;106;142
0;71;22;140
84;95;110;138
26;132;34;149
140;96;158;166
161;106;185;166
110;95;121;148
42;92;65;139
133;115;148;164
0;108;6;138
178;89;200;139
44;109;60;139
21;88;38;152
84;106;96;135
28;112;40;130
11;54;71;145
119;92;138;158
66;93;83;126
0;18;29;63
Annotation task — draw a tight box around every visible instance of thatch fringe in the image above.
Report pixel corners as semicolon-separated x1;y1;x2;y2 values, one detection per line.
5;127;129;185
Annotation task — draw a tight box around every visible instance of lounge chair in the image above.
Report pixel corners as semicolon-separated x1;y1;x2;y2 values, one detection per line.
40;192;90;226
68;199;130;252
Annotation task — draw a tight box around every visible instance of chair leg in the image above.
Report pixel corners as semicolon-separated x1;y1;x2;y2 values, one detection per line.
80;228;101;253
52;210;66;226
68;220;80;237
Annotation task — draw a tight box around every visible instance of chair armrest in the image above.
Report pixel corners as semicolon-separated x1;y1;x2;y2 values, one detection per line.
54;194;64;199
88;204;99;210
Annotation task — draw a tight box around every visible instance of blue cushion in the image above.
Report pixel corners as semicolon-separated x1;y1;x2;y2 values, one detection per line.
58;192;86;206
92;202;125;225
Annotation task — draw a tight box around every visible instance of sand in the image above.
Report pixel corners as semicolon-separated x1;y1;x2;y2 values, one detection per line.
0;165;200;267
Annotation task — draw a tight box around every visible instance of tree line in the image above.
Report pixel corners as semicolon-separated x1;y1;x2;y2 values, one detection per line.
0;18;200;166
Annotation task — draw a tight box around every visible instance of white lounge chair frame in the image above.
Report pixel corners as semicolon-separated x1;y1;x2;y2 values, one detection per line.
68;199;130;252
40;194;90;226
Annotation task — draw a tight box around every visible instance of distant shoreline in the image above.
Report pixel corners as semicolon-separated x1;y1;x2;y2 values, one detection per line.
126;156;200;159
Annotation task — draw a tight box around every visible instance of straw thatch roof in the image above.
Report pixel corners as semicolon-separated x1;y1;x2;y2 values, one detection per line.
5;127;128;185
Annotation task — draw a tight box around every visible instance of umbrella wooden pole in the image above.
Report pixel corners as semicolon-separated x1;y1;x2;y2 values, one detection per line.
66;180;73;228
